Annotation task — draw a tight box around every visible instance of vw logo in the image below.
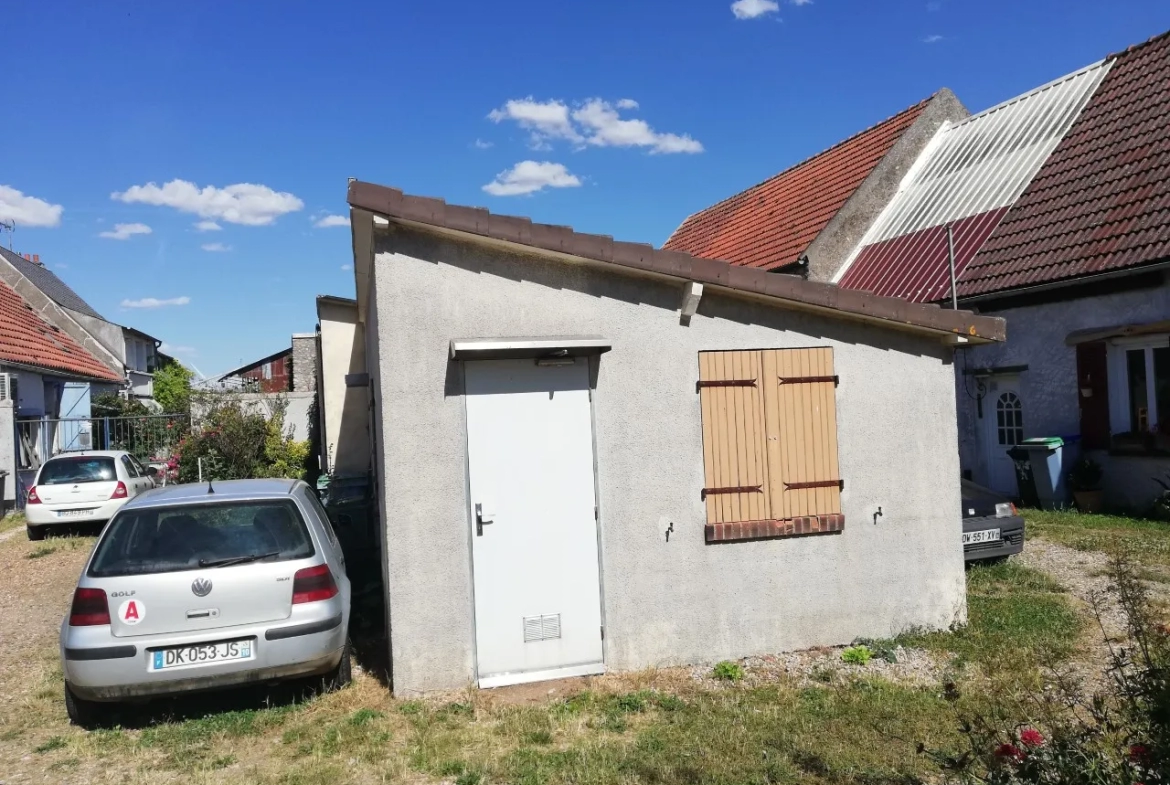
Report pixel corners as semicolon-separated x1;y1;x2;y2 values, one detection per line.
191;578;213;597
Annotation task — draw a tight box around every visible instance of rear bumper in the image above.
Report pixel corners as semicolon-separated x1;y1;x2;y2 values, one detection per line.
963;514;1025;562
62;607;346;702
27;498;127;526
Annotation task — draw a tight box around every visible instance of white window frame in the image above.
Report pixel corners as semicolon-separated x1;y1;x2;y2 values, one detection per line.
1106;334;1170;435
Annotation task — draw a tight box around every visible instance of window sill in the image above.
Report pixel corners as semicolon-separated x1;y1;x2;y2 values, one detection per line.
706;514;845;543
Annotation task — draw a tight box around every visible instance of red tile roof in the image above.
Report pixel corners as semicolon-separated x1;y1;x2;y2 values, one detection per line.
662;98;931;271
0;280;122;381
960;31;1170;297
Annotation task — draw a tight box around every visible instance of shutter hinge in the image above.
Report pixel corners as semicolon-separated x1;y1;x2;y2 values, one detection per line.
784;480;844;491
701;485;763;501
696;379;757;393
778;375;839;386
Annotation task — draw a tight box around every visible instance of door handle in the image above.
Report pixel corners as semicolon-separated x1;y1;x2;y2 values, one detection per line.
475;503;494;536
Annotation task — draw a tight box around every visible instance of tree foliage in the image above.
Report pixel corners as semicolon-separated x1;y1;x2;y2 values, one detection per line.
153;359;193;414
176;397;310;483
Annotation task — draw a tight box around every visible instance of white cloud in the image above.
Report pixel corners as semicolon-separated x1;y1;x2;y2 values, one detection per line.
121;296;191;309
194;220;221;231
313;214;350;228
0;185;63;227
923;33;944;43
341;264;353;271
489;97;702;155
482;161;582;197
572;100;703;154
790;0;813;5
159;343;197;356
731;0;780;19
111;179;303;226
473;138;494;149
201;242;231;252
99;222;152;240
488;98;583;146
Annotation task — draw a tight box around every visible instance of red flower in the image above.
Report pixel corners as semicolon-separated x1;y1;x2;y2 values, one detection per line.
994;743;1024;761
1019;728;1044;747
1129;744;1150;763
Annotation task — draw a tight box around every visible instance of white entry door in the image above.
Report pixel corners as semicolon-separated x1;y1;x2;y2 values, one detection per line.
464;358;604;688
982;376;1024;495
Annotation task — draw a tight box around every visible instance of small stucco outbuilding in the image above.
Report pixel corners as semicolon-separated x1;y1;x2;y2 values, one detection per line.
344;180;1004;694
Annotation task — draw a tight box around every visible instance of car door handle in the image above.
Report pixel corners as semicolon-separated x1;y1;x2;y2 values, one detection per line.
475;503;494;536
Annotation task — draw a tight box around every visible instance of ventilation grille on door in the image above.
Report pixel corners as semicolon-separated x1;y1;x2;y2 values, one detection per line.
523;614;562;643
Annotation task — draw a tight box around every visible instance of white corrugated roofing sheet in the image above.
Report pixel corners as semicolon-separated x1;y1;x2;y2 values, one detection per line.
855;59;1112;248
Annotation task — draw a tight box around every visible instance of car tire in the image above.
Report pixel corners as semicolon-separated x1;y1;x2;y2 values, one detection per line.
26;524;46;541
64;684;106;728
322;638;353;693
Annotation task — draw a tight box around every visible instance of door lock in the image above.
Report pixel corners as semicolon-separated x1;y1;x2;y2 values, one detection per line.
475;503;495;536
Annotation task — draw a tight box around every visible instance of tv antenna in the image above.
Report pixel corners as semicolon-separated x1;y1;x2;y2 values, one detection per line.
0;221;13;250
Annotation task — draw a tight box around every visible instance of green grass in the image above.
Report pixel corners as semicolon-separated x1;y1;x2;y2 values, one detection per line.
0;512;26;535
1026;508;1170;574
900;559;1082;667
26;545;57;559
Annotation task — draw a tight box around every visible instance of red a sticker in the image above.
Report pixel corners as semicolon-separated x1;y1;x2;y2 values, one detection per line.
118;599;145;625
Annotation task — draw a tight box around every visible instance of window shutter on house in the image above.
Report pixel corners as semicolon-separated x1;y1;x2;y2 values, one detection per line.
1076;341;1111;449
698;347;844;542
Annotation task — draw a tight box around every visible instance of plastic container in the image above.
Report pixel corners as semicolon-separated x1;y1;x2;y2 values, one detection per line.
1016;437;1067;509
1006;446;1040;508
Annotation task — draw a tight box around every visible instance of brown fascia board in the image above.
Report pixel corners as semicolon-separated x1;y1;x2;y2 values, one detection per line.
347;180;1005;343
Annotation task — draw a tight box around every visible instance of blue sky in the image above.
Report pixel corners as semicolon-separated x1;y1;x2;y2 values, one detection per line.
1;0;1166;375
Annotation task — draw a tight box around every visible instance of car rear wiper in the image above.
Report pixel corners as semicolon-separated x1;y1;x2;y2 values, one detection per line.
198;551;281;568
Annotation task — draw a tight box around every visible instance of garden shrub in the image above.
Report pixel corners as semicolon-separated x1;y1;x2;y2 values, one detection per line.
176;397;310;482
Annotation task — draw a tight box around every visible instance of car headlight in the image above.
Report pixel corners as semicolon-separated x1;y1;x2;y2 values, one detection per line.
995;502;1014;518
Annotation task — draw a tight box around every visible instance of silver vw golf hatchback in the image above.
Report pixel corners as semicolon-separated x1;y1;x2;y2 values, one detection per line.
60;479;351;726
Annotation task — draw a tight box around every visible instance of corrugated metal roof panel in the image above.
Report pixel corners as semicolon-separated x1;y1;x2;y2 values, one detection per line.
833;59;1111;302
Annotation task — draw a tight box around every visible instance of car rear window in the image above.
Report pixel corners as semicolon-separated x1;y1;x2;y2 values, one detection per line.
89;500;315;577
38;457;116;485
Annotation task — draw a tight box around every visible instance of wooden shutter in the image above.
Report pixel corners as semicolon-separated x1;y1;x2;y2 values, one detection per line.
698;351;770;525
698;347;844;542
1076;341;1111;449
762;347;842;520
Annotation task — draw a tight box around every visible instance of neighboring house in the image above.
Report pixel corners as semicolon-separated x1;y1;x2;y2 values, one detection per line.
0;247;162;403
0;277;123;508
197;337;320;442
344;179;1003;694
314;296;369;478
664;29;1169;509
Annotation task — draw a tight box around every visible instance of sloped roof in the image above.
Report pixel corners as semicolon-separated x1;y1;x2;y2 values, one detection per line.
960;30;1170;297
0;279;122;381
661;98;931;271
346;180;1006;342
836;60;1111;301
0;247;105;319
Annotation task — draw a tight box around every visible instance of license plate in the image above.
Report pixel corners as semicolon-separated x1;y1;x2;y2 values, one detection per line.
57;508;94;518
963;528;1001;545
150;639;254;671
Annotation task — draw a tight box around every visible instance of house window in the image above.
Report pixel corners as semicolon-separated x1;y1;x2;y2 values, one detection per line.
1105;336;1170;446
697;347;843;543
996;392;1024;446
263;363;273;381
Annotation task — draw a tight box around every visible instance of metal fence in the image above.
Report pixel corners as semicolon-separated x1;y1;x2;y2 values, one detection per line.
16;414;190;471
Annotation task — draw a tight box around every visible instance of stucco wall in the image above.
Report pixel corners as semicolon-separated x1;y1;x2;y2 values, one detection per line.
370;226;968;695
317;303;370;476
956;276;1170;509
191;392;315;441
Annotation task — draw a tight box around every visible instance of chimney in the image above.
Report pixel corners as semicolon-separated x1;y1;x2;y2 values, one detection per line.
22;254;29;260
32;254;39;264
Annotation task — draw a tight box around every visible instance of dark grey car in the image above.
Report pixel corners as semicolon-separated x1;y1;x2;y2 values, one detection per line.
961;479;1025;562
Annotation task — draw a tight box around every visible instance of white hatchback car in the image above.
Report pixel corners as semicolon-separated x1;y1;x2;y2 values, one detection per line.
26;451;157;540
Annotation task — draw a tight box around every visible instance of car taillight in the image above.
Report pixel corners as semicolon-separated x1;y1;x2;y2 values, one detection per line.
27;486;41;504
292;564;339;604
69;588;111;626
110;481;128;500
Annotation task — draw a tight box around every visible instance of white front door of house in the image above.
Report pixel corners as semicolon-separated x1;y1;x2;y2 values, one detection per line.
982;376;1024;495
464;358;604;688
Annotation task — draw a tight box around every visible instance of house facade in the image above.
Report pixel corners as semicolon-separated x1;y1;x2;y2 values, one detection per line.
314;296;369;478
345;180;1003;694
